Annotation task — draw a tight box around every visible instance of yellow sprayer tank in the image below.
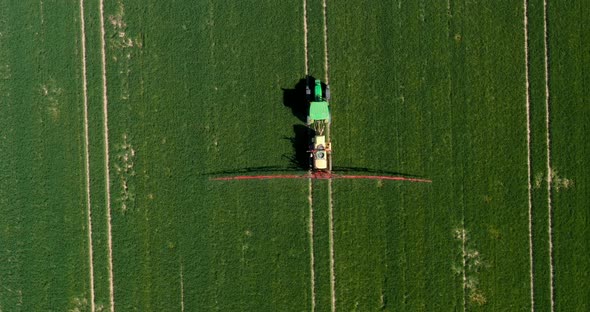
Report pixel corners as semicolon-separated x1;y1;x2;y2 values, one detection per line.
313;135;328;170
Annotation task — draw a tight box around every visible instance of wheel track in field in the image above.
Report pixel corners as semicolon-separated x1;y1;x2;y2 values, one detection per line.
180;261;185;312
98;0;116;310
322;0;336;311
327;178;336;312
322;0;330;84
522;0;535;310
542;0;554;310
308;178;316;312
303;0;335;309
303;0;316;310
303;0;309;78
78;0;96;311
459;226;467;312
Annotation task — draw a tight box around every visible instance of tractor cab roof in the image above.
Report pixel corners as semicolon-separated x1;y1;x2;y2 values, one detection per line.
309;101;330;121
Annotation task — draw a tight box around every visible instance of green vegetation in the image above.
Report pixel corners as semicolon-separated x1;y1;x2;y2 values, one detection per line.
311;180;333;311
102;0;310;310
0;2;91;311
0;0;587;311
549;1;590;310
330;0;531;310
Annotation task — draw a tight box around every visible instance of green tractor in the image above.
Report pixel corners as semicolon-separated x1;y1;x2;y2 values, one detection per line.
306;79;331;130
306;79;331;170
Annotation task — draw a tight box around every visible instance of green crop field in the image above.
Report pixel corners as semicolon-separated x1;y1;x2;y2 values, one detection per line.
0;0;587;311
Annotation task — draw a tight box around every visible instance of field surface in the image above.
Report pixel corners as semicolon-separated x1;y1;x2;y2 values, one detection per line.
0;0;587;311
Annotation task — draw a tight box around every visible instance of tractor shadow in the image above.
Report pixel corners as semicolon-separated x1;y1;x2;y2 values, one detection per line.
204;77;316;176
329;166;420;177
282;76;314;123
282;124;312;170
204;163;418;177
282;77;322;170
